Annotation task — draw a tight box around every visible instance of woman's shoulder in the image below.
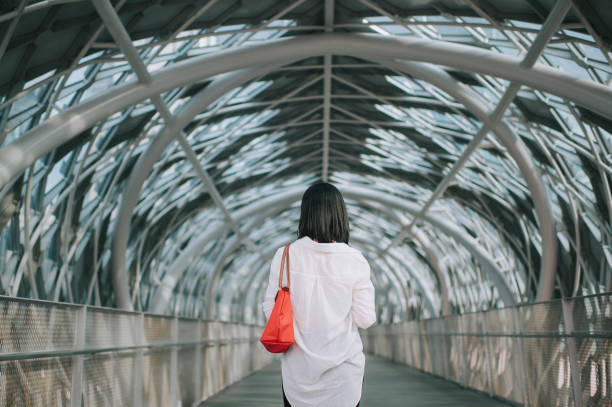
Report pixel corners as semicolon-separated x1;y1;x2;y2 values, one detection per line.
348;246;369;264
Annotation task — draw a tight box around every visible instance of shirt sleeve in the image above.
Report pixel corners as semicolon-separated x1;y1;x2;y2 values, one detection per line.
351;260;376;329
262;247;284;320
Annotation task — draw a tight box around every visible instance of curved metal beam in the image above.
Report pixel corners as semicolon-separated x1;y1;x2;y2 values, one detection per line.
377;58;556;301
2;32;611;189
152;186;516;311
413;229;451;316
172;203;439;321
150;200;280;314
151;201;300;314
346;185;517;305
202;212;278;319
112;67;285;308
358;198;451;315
0;33;583;305
352;237;433;316
382;0;570;255
113;64;310;308
120;56;557;309
133;55;556;308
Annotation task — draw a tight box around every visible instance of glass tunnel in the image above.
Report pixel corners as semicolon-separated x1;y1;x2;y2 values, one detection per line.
0;0;610;406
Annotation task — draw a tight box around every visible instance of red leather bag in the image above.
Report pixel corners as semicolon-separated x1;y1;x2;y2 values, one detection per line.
260;243;294;353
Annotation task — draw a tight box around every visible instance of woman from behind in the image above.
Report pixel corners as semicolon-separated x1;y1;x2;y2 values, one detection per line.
263;182;377;407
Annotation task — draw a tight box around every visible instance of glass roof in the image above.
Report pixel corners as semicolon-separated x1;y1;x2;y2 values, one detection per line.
0;0;611;323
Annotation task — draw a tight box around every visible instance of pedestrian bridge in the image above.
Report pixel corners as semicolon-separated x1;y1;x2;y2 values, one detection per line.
0;293;607;406
1;0;612;406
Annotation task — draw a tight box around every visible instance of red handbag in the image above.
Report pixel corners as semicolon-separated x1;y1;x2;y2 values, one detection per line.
260;243;295;353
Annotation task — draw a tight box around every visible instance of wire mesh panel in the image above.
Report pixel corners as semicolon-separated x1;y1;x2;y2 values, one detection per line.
419;320;433;374
438;315;462;383
226;323;240;385
84;353;128;406
522;336;573;406
228;323;256;383
576;337;611;406
178;318;199;342
363;293;612;406
142;349;173;406
177;318;199;404
201;321;219;399
570;294;612;406
143;315;173;345
0;296;271;406
486;307;524;403
405;321;421;370
217;337;229;390
390;322;408;365
0;298;78;354
462;312;490;393
85;308;141;349
424;319;445;377
201;342;218;399
0;357;72;407
518;300;573;406
4;293;607;406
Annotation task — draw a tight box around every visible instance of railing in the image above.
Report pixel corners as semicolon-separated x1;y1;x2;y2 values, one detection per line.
0;295;273;406
2;293;609;406
362;292;611;407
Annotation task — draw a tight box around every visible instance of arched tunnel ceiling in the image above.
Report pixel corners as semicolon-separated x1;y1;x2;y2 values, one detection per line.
0;0;611;323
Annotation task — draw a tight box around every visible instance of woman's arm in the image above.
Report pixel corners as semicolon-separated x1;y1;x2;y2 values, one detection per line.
262;247;283;320
351;262;376;329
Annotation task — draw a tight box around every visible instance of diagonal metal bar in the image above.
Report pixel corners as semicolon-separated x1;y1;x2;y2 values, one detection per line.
382;0;571;283
349;198;445;316
570;1;612;84
156;185;516;308
142;0;219;66
112;66;308;309
371;56;555;304
346;238;416;318
3;31;612;190
0;0;85;23
91;0;267;308
461;0;525;51
358;0;422;38
0;0;26;66
322;0;334;181
2;33;604;307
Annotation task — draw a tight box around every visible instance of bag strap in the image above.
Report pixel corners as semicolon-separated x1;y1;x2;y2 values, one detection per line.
278;243;291;290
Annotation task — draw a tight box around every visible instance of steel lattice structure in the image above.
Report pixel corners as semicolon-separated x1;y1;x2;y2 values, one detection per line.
0;0;611;324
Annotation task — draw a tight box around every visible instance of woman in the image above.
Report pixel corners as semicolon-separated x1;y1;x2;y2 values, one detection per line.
263;182;377;407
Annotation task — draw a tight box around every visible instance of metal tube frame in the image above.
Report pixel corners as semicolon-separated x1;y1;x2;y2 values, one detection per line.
117;55;551;310
2;33;611;188
381;0;571;301
3;32;610;307
91;0;271;308
151;185;515;318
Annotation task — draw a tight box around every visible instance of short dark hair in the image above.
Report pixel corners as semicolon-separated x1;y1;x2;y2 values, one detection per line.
298;182;350;244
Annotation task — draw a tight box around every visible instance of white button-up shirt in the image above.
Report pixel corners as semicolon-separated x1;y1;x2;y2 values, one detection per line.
263;236;376;407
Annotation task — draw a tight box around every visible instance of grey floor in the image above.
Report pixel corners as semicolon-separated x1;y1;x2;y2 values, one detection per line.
199;355;513;406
